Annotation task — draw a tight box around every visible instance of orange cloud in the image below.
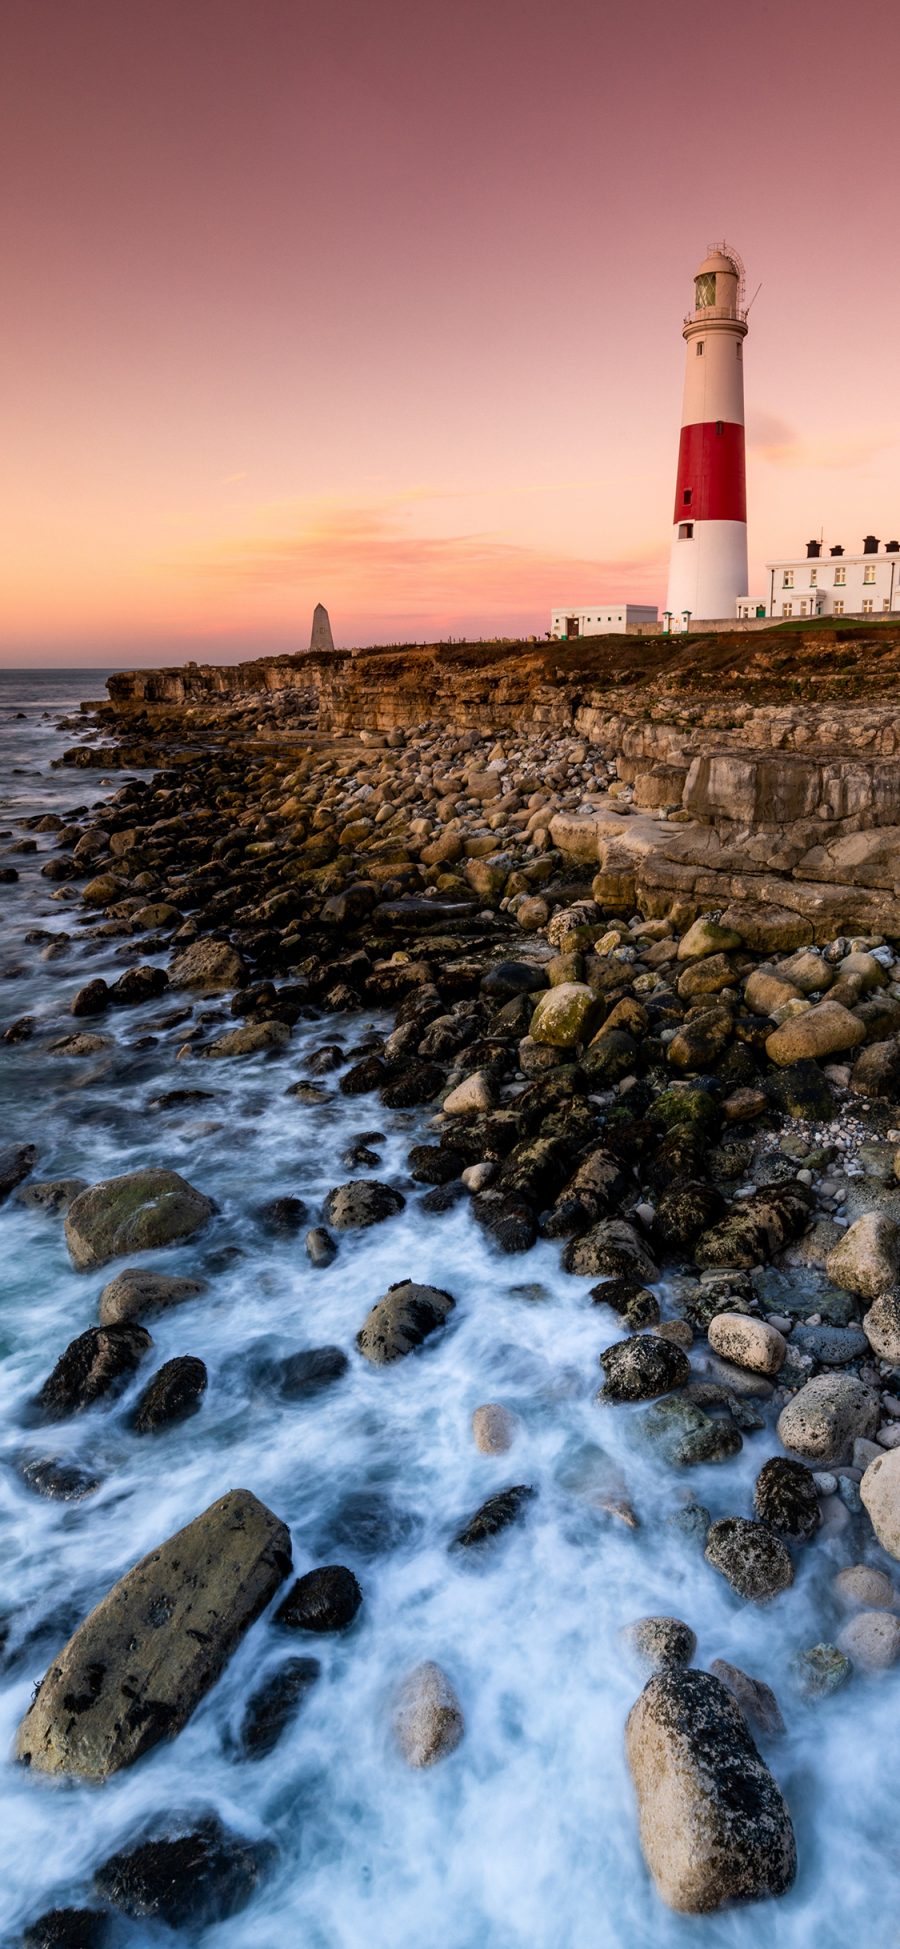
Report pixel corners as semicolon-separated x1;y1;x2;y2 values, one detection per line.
748;411;900;471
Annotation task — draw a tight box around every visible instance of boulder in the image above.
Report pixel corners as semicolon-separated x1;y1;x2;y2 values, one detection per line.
694;1184;812;1270
635;1395;742;1466
826;1212;900;1299
860;1447;900;1559
563;1219;658;1282
753;1457;819;1540
707;1313;786;1377
168;938;246;993
598;1335;689;1402
97;1267;207;1325
205;1020;290;1057
833;1564;896;1610
704;1518;794;1601
708;1660;784;1738
393;1660;464;1767
257;1345;348;1399
0;1142;37;1202
16;1177;88;1214
237;1655;320;1757
836;1611;900;1672
442;1070;496;1114
323;1179;405;1230
625;1668;796;1912
132;1355;208;1432
274;1563;362;1631
19;1456;101;1501
862;1287;900;1361
93;1817;269;1929
765;1001;866;1066
36;1323;152;1419
529;983;602;1048
778;1374;879;1464
453;1484;536;1548
356;1280;455;1363
677;915;743;961
16;1490;291;1777
621;1616;696;1671
65;1169;215;1271
472;1403;518;1453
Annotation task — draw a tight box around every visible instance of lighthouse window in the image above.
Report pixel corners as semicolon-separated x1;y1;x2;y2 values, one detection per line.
695;273;716;308
696;341;704;356
683;489;692;505
715;420;724;436
678;523;694;540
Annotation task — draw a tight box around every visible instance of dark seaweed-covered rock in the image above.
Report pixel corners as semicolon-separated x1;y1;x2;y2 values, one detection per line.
452;1484;536;1548
599;1335;690;1402
626;1668;796;1911
694;1183;813;1270
64;1169;215;1270
21;1911;111;1949
132;1355;208;1433
357;1281;455;1364
635;1395;742;1466
542;1147;630;1239
255;1194;308;1234
753;1456;820;1540
704;1517;794;1601
763;1059;835;1121
18;1456;101;1501
323;1180;405;1230
380;1061;444;1109
563;1219;658;1282
653;1181;727;1254
306;1225;337;1267
589;1277;660;1327
237;1655;320;1757
94;1817;270;1928
35;1324;152;1420
481;962;546;1000
339;1054;388;1095
262;1346;349;1398
0;1142;37;1203
275;1564;362;1632
407;1144;464;1185
471;1189;538;1254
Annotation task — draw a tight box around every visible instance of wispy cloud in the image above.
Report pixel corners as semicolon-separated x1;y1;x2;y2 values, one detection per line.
179;498;663;624
748;411;900;471
221;471;248;485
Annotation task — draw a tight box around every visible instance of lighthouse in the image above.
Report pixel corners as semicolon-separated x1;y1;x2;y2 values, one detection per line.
665;244;749;628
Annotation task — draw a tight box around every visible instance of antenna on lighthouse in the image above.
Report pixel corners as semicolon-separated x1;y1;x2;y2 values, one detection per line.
745;282;763;315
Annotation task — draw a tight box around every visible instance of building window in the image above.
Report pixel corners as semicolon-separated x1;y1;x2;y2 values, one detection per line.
683;489;692;505
885;598;892;611
834;599;844;615
678;522;694;539
800;600;808;616
835;565;846;585
863;564;876;583
863;598;874;613
782;603;793;617
783;570;794;588
696;340;704;356
810;568;817;586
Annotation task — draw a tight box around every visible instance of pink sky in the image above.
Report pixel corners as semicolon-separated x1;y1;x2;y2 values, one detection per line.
2;0;899;664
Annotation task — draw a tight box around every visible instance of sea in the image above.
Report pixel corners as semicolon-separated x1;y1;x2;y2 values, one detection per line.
0;668;897;1945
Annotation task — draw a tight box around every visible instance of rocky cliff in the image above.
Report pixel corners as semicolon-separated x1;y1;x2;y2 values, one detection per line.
101;624;900;939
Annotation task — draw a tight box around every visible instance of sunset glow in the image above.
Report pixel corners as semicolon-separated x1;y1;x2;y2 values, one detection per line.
3;0;899;663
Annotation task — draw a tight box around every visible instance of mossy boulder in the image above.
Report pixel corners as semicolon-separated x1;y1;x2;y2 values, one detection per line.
65;1169;215;1271
529;983;603;1049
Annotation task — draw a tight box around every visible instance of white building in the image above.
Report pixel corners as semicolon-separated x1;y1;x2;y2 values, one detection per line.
549;603;658;639
756;537;900;620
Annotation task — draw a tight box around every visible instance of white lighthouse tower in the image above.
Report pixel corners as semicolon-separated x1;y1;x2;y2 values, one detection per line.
665;243;749;628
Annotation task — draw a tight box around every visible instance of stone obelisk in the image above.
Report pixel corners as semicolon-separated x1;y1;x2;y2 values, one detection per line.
309;603;335;653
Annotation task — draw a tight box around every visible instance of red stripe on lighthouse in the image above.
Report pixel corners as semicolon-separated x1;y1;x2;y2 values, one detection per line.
673;421;746;524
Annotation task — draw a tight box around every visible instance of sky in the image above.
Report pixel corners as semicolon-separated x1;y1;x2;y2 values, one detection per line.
2;0;899;665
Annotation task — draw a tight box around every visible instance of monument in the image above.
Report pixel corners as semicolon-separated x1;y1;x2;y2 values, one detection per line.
309;603;335;653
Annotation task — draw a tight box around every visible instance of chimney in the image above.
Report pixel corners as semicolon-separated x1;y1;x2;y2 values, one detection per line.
830;545;844;557
806;539;821;558
863;535;880;555
886;540;900;554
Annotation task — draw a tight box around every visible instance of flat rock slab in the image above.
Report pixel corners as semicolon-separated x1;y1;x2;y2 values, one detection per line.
17;1489;291;1778
626;1667;796;1913
65;1168;215;1270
